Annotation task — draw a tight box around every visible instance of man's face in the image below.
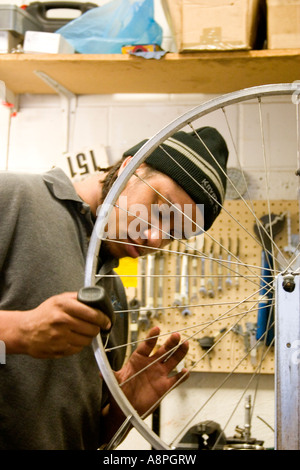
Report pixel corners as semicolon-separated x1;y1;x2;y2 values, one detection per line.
101;162;203;259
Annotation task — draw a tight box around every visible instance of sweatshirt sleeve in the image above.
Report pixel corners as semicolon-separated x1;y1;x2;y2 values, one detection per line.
0;172;22;273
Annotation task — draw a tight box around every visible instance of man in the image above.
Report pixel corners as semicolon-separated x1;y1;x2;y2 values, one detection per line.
0;126;228;449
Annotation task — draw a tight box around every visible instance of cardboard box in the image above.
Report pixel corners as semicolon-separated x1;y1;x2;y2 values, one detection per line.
23;31;74;54
162;0;261;52
267;0;300;49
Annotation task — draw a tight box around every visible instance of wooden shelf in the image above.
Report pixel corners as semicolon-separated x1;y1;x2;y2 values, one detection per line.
0;49;299;95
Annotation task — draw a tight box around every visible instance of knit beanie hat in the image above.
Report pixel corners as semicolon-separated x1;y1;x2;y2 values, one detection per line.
123;126;228;231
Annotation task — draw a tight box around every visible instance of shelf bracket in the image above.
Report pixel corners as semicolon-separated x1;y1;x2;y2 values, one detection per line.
34;70;77;154
0;80;19;114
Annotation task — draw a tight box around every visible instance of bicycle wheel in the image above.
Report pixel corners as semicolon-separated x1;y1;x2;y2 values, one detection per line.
84;83;300;450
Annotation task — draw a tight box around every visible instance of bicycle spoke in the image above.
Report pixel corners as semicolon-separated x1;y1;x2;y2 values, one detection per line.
84;84;300;450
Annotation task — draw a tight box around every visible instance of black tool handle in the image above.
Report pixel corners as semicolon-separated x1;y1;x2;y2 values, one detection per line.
77;286;115;333
25;1;98;32
26;1;97;17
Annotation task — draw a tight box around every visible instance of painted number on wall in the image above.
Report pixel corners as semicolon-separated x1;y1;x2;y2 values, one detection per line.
66;150;99;178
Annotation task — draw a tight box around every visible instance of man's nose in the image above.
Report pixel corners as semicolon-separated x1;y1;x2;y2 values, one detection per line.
143;226;162;249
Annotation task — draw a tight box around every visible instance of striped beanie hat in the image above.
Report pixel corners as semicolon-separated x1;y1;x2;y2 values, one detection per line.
123;126;228;230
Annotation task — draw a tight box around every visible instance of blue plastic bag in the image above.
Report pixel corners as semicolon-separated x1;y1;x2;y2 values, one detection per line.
57;0;163;54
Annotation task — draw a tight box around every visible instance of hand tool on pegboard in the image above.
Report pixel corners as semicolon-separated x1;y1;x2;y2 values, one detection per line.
246;322;257;366
145;253;156;319
283;211;300;271
180;249;192;316
232;323;257;366
207;242;215;298
225;237;232;289
190;237;199;302
129;296;140;353
198;328;227;366
235;237;240;289
254;212;285;345
173;241;183;308
199;237;207;297
137;256;151;330
155;251;165;317
217;238;223;294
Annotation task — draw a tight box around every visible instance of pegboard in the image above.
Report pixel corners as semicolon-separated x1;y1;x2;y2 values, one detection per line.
134;200;299;374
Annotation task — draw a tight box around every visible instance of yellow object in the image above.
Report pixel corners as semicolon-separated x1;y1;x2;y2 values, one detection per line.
115;257;138;288
121;44;162;53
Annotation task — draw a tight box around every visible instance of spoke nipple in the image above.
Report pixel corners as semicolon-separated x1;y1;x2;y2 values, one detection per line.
282;274;296;293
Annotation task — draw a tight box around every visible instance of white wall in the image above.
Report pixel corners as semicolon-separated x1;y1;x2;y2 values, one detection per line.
1;0;297;451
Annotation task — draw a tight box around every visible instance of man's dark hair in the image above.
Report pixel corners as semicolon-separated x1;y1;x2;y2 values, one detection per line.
99;158;157;204
100;160;124;204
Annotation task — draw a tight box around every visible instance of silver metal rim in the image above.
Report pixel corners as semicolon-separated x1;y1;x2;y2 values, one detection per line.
85;83;300;450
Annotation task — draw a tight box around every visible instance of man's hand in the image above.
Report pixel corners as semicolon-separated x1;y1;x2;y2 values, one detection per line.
115;326;189;417
18;292;112;358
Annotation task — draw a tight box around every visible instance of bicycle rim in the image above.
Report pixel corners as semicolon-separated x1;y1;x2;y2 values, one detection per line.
85;83;300;450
